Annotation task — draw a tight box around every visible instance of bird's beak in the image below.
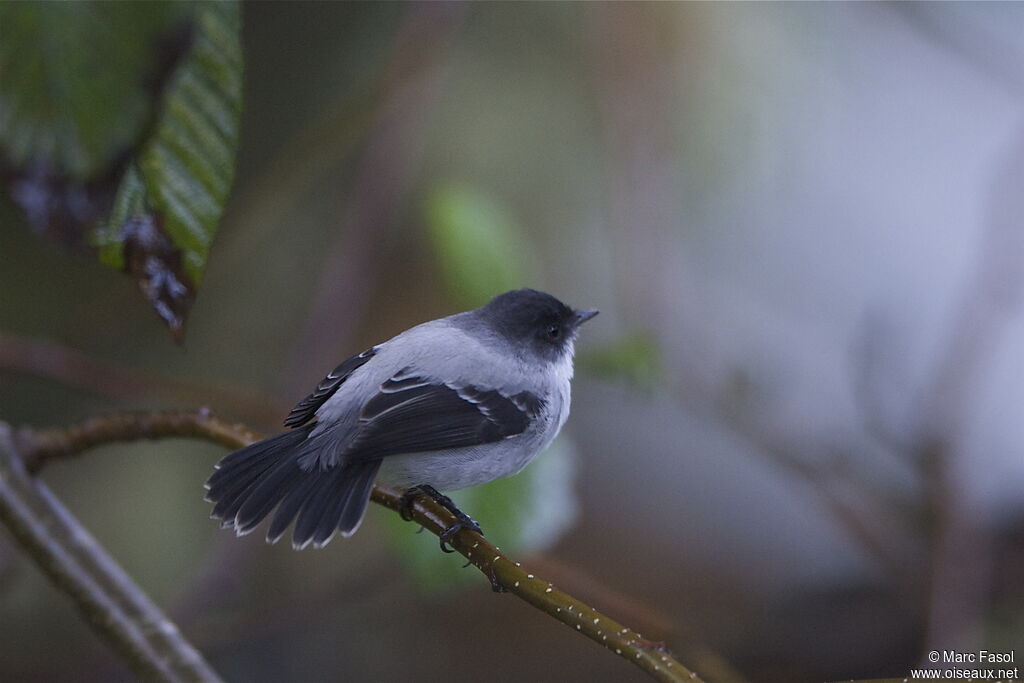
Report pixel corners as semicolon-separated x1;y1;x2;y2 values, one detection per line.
572;308;599;326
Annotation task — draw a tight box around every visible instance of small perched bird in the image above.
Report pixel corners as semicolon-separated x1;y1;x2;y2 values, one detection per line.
205;289;598;552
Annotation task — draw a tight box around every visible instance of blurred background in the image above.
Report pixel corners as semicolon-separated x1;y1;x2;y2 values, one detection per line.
2;3;1024;682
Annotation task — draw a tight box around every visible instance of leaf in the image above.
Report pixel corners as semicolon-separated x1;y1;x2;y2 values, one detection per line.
94;3;243;338
0;2;189;179
0;2;242;340
426;183;536;308
383;437;579;592
578;332;662;391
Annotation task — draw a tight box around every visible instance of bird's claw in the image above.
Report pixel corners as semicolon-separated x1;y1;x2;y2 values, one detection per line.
437;514;483;553
399;484;484;553
438;522;464;553
397;487;421;522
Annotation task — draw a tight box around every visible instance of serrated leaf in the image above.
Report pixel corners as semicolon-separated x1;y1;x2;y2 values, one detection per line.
426;183;535;308
0;2;189;178
1;2;242;340
92;3;242;338
384;436;578;592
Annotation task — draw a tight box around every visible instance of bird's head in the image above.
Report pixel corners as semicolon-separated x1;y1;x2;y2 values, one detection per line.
483;289;598;362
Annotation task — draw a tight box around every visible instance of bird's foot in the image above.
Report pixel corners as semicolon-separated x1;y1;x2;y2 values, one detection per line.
399;484;483;553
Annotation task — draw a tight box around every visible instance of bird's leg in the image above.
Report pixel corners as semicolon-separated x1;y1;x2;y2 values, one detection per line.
398;484;483;553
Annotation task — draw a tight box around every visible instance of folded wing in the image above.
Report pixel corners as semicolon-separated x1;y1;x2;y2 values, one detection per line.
283;347;377;427
343;374;544;460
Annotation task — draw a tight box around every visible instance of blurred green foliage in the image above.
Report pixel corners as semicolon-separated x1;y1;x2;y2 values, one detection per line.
427;184;662;394
578;332;662;391
426;182;535;307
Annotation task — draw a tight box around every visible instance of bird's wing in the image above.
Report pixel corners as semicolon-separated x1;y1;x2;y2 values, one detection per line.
342;372;545;460
283;347;378;428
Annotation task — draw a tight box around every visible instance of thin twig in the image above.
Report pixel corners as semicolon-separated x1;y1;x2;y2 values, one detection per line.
17;409;706;683
373;487;693;683
0;423;223;683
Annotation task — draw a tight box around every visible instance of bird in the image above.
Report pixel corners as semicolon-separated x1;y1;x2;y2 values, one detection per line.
204;288;598;553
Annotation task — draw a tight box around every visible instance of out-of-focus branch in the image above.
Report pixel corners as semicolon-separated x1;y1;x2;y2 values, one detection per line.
0;422;223;683
850;312;916;455
663;360;923;596
21;409;260;474
725;402;920;584
0;331;286;426
14;410;708;683
913;126;1024;655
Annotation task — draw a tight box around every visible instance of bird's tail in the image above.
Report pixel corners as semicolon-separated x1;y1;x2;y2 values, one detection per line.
204;426;381;549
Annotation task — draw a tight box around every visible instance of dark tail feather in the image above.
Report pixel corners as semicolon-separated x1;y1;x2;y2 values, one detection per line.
206;428;311;521
311;460;380;547
205;426;380;548
265;473;321;544
337;461;379;536
234;456;305;535
292;465;345;547
290;459;381;549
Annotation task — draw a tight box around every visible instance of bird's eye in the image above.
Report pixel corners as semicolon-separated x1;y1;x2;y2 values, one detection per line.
546;325;561;340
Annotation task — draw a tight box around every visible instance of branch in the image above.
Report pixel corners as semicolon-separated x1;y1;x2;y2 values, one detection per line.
0;422;223;683
0;331;286;426
15;410;705;683
20;408;261;474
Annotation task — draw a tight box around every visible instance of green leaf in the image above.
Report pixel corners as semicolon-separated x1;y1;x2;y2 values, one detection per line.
0;2;189;178
94;2;242;291
384;437;579;593
426;183;535;308
1;2;242;340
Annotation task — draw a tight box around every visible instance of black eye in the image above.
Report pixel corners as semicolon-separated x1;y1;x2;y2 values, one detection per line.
546;324;561;340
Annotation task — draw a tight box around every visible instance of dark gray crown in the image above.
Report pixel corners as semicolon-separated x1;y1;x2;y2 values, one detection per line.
480;289;596;359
